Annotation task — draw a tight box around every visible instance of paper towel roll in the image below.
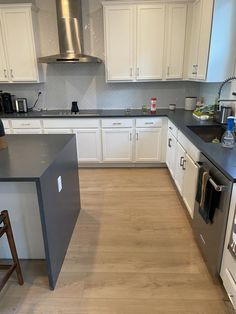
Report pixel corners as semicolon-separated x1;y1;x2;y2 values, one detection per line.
185;97;197;111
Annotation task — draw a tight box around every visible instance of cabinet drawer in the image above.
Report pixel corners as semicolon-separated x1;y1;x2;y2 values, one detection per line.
136;118;162;128
11;119;41;129
102;118;133;128
168;120;178;138
13;129;42;134
188;142;200;162
1;119;10;129
43;119;100;129
178;130;200;162
178;130;188;151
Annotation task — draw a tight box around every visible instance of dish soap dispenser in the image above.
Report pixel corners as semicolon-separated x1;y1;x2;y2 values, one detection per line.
221;116;235;148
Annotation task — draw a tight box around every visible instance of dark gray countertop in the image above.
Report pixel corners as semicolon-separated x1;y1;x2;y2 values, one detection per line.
0;109;169;119
167;110;236;182
0;134;75;181
1;108;236;182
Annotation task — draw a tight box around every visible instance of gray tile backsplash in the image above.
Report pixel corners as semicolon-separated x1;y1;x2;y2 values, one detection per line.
0;0;201;110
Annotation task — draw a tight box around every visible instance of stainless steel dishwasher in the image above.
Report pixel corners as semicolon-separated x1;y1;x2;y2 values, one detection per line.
192;153;233;280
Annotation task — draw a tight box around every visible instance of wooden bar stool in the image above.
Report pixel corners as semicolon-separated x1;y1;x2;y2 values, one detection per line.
0;210;23;291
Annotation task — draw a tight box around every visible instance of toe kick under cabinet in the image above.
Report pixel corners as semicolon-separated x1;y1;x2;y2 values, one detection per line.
3;117;167;165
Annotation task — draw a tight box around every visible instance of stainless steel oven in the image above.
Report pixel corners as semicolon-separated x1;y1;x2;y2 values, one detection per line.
193;153;233;279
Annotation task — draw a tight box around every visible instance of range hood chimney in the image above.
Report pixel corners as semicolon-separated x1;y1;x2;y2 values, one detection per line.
38;0;102;64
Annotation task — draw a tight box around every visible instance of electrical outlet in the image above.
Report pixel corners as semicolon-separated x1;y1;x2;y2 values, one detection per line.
57;176;62;192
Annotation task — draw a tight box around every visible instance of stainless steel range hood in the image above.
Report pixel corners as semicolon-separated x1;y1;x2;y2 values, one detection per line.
38;0;102;64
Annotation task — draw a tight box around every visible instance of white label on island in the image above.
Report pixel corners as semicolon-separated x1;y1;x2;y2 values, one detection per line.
57;176;62;193
0;182;45;259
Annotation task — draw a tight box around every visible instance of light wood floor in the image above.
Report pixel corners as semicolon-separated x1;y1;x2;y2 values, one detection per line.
0;168;234;313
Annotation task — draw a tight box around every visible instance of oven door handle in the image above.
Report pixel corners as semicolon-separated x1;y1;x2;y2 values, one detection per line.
196;162;227;192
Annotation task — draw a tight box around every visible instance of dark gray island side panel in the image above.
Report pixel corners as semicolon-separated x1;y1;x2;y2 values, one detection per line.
0;134;81;290
36;136;81;290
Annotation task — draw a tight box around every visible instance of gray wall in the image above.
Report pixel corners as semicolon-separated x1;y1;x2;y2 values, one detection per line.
0;0;200;110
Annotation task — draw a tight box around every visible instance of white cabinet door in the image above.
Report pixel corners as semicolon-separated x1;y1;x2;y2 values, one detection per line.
74;129;101;163
102;128;133;162
188;0;202;79
166;4;187;80
1;7;38;82
195;0;213;80
136;4;165;80
0;19;8;82
175;142;185;194
13;129;42;134
182;154;198;218
104;5;135;81
166;130;177;179
135;128;161;162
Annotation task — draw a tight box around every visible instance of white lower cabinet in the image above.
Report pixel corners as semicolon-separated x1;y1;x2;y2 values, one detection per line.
42;119;102;163
4;128;11;134
135;128;161;162
102;128;133;162
166;130;177;179
166;121;200;219
182;153;199;218
175;142;185;194
73;129;101;163
6;117;166;165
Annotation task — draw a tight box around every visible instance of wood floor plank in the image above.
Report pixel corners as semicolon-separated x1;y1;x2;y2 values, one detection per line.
0;168;233;314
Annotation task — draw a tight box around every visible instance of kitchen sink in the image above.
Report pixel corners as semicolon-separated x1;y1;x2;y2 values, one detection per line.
187;125;226;143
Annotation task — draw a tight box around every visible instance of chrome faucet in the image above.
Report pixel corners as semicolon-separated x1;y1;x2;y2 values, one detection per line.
217;76;236;105
213;76;236;123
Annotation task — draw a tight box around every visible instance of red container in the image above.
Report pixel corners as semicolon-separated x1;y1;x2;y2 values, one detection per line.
150;97;157;113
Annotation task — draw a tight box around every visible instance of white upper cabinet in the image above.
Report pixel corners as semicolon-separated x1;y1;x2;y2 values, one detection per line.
187;0;202;80
136;4;165;81
165;4;187;80
103;1;189;82
187;0;236;82
103;5;135;81
0;4;43;83
0;24;8;82
103;2;167;82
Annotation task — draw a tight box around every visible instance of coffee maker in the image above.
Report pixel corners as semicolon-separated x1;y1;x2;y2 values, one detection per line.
2;93;13;113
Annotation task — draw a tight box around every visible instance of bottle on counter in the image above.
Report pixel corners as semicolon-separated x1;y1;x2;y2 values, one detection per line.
150;97;157;113
221;116;235;148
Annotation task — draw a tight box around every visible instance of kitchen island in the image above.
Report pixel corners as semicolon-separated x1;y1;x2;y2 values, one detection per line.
0;134;81;290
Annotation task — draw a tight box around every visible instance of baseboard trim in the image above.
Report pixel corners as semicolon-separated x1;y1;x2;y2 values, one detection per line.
79;163;167;168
